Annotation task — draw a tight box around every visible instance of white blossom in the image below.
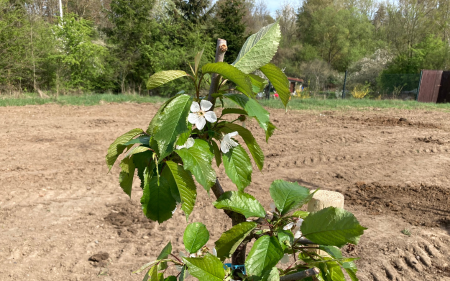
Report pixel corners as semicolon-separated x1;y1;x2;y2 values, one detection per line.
294;230;302;239
188;100;217;130
220;131;239;153
176;137;195;150
212;248;217;257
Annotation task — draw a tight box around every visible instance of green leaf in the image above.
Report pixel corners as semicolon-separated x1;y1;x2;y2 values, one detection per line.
301;207;367;247
176;139;216;191
147;70;188;90
164;277;177;281
261;267;280;281
133;150;153;189
277;230;294;250
265;121;276;142
119;156;135;196
210;141;222;167
125;145;151;158
179;265;188;281
147;95;179;135
176;124;192;147
151;94;192;159
202;62;253;97
124;135;151;146
145;265;158;281
221;108;248;116
224;93;270;134
318;246;358;281
213;191;266;218
269;180;314;216
292;210;310;219
222;146;252;191
141;166;177;224
157;242;172;270
316;258;346;281
232;22;281;74
166;161;197;220
245;236;284;277
215;222;257;261
182;253;225;281
249;74;268;94
183;222;210;254
106;128;144;170
260;63;291;108
133;260;159;274
219;122;264;170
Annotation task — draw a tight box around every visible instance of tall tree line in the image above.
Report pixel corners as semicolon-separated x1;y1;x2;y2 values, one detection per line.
1;0;450;95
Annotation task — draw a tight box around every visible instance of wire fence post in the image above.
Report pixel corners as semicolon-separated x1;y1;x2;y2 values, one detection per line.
342;70;348;99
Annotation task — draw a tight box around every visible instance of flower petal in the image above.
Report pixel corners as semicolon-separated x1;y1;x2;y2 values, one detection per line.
229;131;239;138
188;113;200;125
196;116;206;130
294;230;302;239
204;111;217;123
190;101;200;113
185;138;195;149
220;140;230;153
283;222;294;230
200;100;212;111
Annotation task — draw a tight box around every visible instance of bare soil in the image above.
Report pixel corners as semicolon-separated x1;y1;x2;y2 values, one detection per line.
1;103;449;281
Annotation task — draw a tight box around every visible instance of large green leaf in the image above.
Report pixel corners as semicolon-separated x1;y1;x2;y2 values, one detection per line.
166;161;197;220
213;191;265;218
215;222;257;261
106;128;144;170
176;139;216;191
183;222;210;254
147;70;188;90
151;94;192;159
224;93;270;133
202;62;253;97
269;180;314;216
119;156;136;196
260;63;291;108
245;236;284;277
133;150;153;189
301;207;367;247
219;122;264;170
182;253;225;281
146;95;179;135
261;267;280;281
141;166;177;223
157;242;172;270
222;146;252;191
232;22;281;74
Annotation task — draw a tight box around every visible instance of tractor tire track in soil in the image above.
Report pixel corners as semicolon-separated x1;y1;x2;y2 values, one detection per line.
1;104;450;280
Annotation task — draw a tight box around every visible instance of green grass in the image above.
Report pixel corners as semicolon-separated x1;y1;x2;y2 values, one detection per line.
3;93;450;111
258;98;450;111
0;93;167;107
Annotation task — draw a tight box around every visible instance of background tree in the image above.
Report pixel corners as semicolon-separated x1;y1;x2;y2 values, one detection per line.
212;0;247;63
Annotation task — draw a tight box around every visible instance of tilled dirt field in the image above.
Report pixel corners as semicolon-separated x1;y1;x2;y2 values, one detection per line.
1;103;449;281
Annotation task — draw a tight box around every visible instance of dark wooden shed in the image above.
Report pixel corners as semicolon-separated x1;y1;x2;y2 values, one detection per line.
417;70;450;103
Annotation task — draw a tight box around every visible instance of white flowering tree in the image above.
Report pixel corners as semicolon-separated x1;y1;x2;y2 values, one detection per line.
106;22;366;281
